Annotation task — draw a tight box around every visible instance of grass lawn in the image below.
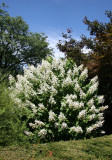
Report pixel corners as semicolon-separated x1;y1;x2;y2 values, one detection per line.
0;135;112;160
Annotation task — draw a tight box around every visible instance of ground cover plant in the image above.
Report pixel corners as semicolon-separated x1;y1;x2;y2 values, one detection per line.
9;57;108;143
0;135;112;160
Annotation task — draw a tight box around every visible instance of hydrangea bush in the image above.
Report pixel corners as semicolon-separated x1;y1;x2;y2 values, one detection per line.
9;57;108;142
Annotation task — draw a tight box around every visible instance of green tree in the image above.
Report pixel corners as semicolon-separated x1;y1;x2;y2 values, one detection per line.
0;4;52;78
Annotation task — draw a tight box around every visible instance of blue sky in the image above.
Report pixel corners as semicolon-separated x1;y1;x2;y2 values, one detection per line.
2;0;112;58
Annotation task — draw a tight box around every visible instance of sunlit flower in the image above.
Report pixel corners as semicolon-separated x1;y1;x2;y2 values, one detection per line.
79;68;88;81
35;120;45;127
61;122;68;130
58;112;66;122
78;110;86;119
54;122;59;128
100;105;108;111
97;96;104;104
24;131;33;136
49;110;56;122
88;114;96;121
38;129;47;138
88;82;99;94
86;127;94;134
87;98;94;107
70;126;83;134
49;96;56;105
38;103;45;110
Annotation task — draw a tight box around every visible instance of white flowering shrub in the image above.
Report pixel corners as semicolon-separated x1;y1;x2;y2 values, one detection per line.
9;57;108;142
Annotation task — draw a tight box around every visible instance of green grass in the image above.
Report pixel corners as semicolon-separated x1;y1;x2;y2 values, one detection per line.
0;135;112;160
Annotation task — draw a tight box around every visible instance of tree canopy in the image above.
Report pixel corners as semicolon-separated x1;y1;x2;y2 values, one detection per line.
0;4;52;78
57;29;88;66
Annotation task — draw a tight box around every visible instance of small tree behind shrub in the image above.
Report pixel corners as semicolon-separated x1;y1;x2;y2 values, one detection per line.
9;58;108;143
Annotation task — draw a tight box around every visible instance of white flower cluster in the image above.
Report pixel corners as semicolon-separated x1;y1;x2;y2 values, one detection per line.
61;122;68;130
80;89;86;99
9;58;108;141
78;64;84;71
67;69;73;77
86;127;94;134
97;96;104;104
49;96;56;105
29;120;45;129
29;123;36;129
62;76;73;87
24;66;36;81
79;68;88;81
88;114;96;121
38;83;50;94
97;113;104;121
52;58;66;71
50;86;58;96
38;129;47;138
58;112;66;122
41;60;52;71
49;110;56;122
24;131;33;136
100;105;108;111
9;75;36;101
70;126;83;134
35;120;45;127
25;100;37;113
78;110;86;119
51;74;59;88
9;75;15;85
74;83;81;92
62;94;84;110
86;121;104;134
65;94;77;100
90;105;99;113
54;122;59;128
61;101;66;107
88;82;99;94
30;102;37;113
73;67;79;75
87;98;94;107
90;76;98;84
38;103;45;110
13;98;22;107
